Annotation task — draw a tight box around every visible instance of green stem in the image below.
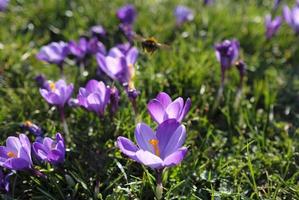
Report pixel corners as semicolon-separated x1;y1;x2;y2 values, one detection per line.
59;107;70;143
155;170;163;200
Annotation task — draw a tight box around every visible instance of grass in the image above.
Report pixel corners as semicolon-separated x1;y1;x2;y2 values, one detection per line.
1;0;299;199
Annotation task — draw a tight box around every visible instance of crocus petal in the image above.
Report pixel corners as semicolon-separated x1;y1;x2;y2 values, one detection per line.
117;136;139;161
33;142;48;161
165;100;182;120
147;99;166;124
134;123;156;153
4;158;30;170
163;147;188;167
283;6;292;25
161;124;186;158
156;92;172;108
178;98;191;122
6;137;21;152
126;47;138;65
135;150;163;169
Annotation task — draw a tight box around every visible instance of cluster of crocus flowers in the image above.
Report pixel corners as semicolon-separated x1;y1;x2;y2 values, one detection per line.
174;5;194;27
77;80;111;117
283;2;299;34
33;133;65;165
117;92;190;198
264;15;282;39
116;4;137;40
0;0;9;11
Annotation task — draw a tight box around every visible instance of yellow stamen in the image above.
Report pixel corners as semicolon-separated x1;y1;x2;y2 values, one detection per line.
7;151;16;158
149;139;160;156
128;63;135;90
49;82;56;91
24;120;33;127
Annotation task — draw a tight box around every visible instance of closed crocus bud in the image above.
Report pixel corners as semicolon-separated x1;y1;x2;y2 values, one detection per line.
215;39;240;71
91;25;106;39
0;134;32;170
116;4;137;25
22;121;43;136
109;86;120;114
87;38;106;55
174;5;194;26
35;74;48;89
39;79;74;108
0;170;12;193
77;80;111;117
0;0;9;11
119;23;135;41
265;15;282;39
33;133;65;165
36;41;69;65
117;119;188;169
68;38;88;60
235;60;246;78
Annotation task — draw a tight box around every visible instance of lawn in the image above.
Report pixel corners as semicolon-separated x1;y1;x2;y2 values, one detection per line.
1;0;299;199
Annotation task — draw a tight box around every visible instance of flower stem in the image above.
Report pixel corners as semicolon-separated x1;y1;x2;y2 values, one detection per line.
155;170;163;200
59;107;70;143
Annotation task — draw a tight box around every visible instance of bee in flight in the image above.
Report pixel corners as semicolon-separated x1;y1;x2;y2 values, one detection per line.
133;34;171;54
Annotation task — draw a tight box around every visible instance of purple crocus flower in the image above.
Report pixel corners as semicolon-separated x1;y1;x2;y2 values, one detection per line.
265;15;282;39
174;5;194;26
33;133;65;165
283;3;299;34
119;23;135;41
117;119;188;169
91;25;106;38
39;79;74;108
35;74;48;89
0;170;12;192
203;0;214;5
36;41;69;65
22;121;43;136
0;134;32;170
69;37;106;60
117;4;137;25
215;39;240;85
147;92;191;124
77;80;111;117
0;0;9;11
96;45;138;87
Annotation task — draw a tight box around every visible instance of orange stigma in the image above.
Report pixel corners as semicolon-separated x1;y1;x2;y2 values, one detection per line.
7;151;16;158
149;139;160;156
24;120;33;127
49;82;56;91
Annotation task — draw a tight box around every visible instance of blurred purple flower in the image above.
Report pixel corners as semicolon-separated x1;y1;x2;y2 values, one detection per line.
283;4;299;34
235;60;246;78
36;41;69;65
39;79;74;108
69;37;106;60
68;98;80;108
22;121;43;136
117;4;137;25
0;170;12;193
0;134;32;170
35;74;49;89
77;80;111;117
265;15;282;39
215;39;239;71
174;5;194;26
96;45;138;87
204;0;214;5
33;133;65;165
116;43;131;54
0;0;9;11
147;92;191;124
91;25;106;38
119;23;135;41
117;119;188;169
273;0;281;10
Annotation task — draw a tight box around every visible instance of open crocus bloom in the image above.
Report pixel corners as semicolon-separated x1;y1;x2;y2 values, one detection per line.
117;119;188;169
96;46;138;87
283;4;299;34
147;92;191;124
0;134;32;170
39;79;74;108
77;80;111;117
36;41;69;65
33;133;65;165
